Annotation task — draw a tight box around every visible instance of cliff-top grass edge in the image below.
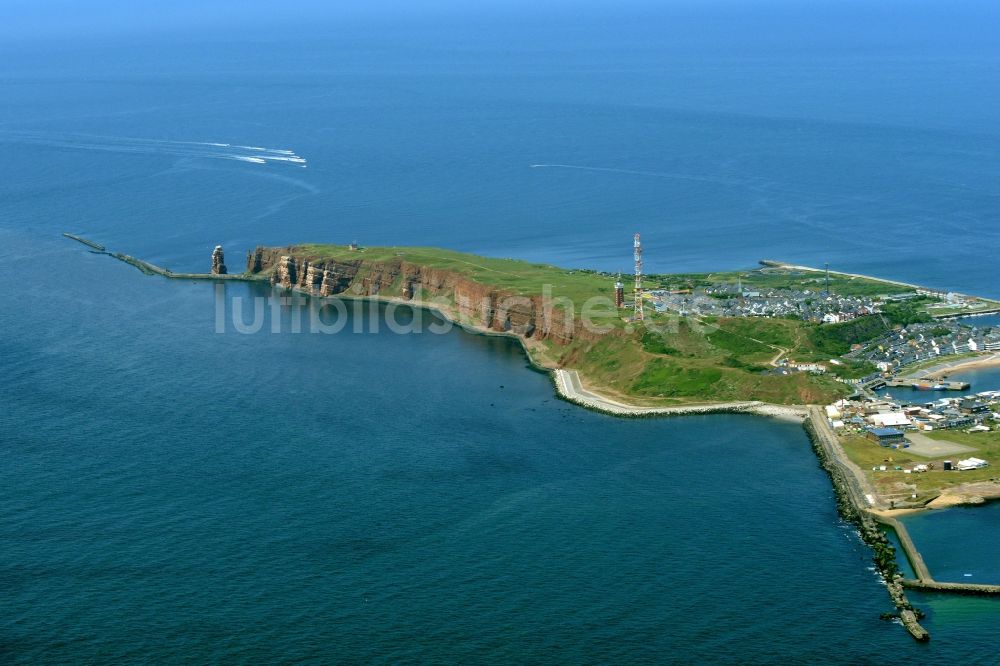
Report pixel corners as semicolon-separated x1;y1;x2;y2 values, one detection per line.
66;234;1000;412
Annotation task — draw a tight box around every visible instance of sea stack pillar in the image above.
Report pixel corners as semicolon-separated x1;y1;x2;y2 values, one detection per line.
211;245;227;275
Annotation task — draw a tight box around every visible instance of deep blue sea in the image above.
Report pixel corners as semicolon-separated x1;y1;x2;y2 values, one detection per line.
2;4;999;662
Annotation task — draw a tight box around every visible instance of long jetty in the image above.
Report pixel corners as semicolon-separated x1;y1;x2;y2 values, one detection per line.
884;378;970;391
552;369;808;419
805;407;931;641
62;233;265;282
63;233;105;252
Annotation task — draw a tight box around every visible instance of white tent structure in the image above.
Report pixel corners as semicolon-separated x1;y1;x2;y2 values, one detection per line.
957;457;989;471
868;412;911;428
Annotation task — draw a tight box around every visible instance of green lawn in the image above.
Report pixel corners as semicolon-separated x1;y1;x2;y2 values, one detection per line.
296;244;615;307
926;428;1000;453
651;266;914;297
926;299;1000;318
840;428;999;501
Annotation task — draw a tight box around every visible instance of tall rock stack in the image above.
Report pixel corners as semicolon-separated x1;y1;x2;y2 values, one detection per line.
272;255;297;286
319;269;337;296
304;264;324;293
211;245;227;275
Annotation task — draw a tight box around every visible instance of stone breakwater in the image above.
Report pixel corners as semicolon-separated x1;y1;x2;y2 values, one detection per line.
554;374;937;640
553;369;808;420
804;407;930;641
901;580;1000;595
874;513;1000;596
62;233;263;282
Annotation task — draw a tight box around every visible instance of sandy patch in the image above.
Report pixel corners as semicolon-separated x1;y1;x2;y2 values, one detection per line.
924;353;1000;379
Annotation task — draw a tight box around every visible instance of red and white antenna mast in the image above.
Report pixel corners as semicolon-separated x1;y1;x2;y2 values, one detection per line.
633;233;644;321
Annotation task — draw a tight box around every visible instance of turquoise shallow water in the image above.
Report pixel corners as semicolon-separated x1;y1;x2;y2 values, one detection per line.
2;5;1000;661
902;503;1000;585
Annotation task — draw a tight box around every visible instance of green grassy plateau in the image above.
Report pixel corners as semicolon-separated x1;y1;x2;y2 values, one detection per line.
281;244;964;406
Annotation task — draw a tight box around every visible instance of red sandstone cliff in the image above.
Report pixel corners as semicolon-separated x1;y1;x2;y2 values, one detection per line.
246;246;608;346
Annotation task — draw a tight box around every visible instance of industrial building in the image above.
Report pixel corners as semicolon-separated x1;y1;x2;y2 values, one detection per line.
866;427;907;447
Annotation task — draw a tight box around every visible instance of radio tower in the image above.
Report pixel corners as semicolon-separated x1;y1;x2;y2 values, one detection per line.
633;233;644;321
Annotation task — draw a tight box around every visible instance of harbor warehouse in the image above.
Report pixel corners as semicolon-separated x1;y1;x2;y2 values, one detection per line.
867;427;906;447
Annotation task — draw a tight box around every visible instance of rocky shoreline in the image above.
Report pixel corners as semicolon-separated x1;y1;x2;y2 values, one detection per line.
803;408;931;641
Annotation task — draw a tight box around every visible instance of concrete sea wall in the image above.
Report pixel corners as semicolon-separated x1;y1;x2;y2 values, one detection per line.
804;408;930;641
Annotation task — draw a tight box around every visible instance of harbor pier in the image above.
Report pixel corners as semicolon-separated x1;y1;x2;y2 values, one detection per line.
805;407;931;641
884;378;971;391
875;514;1000;596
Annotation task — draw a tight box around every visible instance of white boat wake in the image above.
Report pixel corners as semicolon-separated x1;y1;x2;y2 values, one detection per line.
0;131;308;168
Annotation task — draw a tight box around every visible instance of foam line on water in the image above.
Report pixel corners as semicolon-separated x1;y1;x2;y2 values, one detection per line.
528;163;740;186
241;168;320;193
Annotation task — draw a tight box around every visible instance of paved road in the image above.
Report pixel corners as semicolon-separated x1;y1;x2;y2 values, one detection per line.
808;406;883;510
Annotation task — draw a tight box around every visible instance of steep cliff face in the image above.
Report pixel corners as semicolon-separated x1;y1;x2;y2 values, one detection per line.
246;246;604;345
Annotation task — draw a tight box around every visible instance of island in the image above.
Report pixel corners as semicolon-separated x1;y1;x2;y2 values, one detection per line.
66;233;1000;639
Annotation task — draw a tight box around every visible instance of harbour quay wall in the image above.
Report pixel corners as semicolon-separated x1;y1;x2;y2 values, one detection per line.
902;580;1000;595
804;407;930;641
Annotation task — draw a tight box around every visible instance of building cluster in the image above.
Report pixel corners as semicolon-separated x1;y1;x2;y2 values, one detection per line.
918;289;977;313
826;392;997;473
827;391;999;435
775;360;829;375
651;284;880;321
846;321;1000;373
